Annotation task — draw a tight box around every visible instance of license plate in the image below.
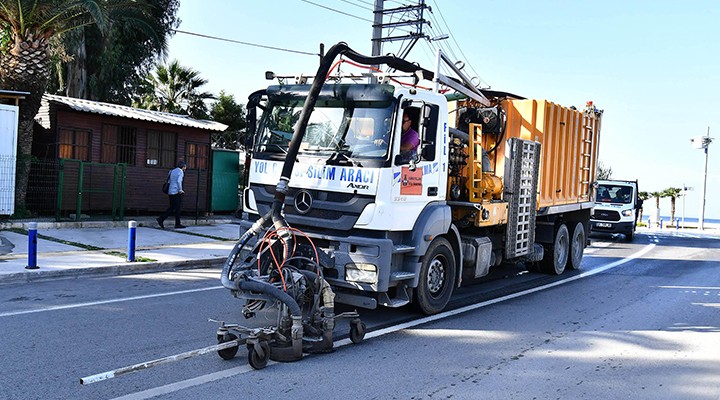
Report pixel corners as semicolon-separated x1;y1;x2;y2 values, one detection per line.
596;222;612;228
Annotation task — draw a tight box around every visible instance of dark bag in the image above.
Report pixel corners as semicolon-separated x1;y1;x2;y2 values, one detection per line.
162;172;170;194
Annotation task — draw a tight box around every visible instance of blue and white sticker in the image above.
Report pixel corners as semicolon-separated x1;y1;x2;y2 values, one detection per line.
250;159;380;194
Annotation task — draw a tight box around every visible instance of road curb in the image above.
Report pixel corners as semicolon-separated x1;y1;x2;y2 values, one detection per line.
0;258;226;286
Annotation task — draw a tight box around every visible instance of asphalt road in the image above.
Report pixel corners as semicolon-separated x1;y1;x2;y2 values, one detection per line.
1;230;718;399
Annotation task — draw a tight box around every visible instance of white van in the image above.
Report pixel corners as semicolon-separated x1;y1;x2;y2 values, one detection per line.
590;180;642;241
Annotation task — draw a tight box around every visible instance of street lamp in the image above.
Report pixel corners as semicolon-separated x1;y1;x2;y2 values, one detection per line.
680;185;694;229
691;127;714;230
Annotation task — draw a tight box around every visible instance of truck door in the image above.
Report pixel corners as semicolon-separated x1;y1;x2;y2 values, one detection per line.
391;102;444;227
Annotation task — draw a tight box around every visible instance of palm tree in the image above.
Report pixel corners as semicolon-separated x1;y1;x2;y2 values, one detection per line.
0;1;106;211
662;187;682;226
0;0;155;212
134;60;215;119
650;190;666;227
638;191;651;224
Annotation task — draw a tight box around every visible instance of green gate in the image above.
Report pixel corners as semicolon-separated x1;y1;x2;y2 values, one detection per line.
55;159;127;221
210;149;239;212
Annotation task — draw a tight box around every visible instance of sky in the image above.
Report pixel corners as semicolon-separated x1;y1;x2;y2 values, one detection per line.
166;0;720;220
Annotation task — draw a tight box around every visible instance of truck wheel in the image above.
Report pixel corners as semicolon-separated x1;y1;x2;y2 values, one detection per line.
625;227;634;242
540;223;569;275
415;237;456;315
567;222;585;270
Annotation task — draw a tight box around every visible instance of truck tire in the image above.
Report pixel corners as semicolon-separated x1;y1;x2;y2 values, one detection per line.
625;227;634;242
540;223;569;275
415;237;456;315
567;222;585;270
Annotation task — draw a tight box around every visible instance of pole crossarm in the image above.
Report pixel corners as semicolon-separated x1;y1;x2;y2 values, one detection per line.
374;4;428;15
373;19;429;29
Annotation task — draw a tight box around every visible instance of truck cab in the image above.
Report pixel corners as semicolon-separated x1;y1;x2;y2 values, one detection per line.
590;180;641;241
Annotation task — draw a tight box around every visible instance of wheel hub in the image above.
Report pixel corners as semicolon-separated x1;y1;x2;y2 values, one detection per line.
427;258;446;294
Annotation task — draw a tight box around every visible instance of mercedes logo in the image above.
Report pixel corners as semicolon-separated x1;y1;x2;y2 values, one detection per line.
294;190;313;214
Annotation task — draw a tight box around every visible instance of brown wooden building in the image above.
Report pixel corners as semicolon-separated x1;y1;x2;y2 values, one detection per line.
31;94;227;217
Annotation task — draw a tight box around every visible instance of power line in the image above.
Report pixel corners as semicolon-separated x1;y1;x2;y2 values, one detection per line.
429;0;487;87
425;14;459;62
173;29;318;56
334;0;374;12
300;0;374;22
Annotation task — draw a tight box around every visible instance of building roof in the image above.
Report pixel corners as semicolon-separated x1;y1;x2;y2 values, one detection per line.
0;89;30;96
41;94;227;132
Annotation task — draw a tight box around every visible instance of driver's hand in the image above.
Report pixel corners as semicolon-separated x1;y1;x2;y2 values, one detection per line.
374;138;386;146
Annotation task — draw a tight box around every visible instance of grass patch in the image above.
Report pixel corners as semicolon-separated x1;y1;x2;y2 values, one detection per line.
104;251;156;262
172;230;232;241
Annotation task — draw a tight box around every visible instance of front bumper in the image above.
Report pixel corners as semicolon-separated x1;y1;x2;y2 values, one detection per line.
589;220;634;234
237;219;395;294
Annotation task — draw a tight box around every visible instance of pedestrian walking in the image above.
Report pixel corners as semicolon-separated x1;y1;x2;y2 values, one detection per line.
157;161;187;229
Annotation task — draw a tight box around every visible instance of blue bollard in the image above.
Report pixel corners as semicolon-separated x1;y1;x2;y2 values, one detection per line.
660;218;663;229
127;220;137;262
26;222;39;270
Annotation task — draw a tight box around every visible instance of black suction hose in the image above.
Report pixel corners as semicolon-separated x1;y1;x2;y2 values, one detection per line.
236;279;302;317
220;211;303;317
221;212;270;290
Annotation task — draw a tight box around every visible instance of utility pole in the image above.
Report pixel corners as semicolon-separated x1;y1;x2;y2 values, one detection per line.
372;0;384;57
370;0;431;62
691;127;713;230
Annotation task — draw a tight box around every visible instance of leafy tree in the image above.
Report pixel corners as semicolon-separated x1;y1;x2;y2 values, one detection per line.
662;187;682;226
210;91;247;150
596;161;613;180
48;0;180;105
134;59;215;118
0;0;154;211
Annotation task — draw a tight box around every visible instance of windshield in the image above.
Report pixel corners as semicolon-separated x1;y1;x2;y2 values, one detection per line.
596;184;633;204
255;84;395;162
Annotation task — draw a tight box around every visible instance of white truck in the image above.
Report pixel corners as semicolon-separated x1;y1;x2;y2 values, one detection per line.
589;179;642;241
226;43;602;316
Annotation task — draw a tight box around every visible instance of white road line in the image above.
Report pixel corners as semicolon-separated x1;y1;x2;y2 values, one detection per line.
110;365;257;400
0;286;223;318
353;242;657;343
109;243;657;400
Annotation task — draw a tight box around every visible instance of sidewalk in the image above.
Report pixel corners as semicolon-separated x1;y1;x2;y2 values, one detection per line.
0;216;242;285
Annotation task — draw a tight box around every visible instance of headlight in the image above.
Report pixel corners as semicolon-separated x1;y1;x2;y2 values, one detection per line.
622;209;633;217
345;263;377;284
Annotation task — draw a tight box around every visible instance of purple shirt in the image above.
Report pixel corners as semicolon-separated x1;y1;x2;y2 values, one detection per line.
401;127;419;151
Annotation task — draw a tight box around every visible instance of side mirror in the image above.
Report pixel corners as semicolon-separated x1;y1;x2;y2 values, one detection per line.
421;144;435;160
394;152;420;169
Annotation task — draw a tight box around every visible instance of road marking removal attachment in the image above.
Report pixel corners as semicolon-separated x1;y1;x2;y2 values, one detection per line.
95;243;655;399
81;340;242;385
